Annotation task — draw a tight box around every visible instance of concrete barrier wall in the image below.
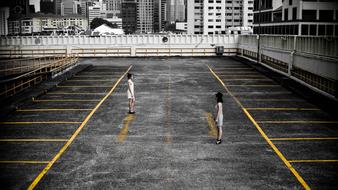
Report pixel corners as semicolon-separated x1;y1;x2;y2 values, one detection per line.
0;35;239;57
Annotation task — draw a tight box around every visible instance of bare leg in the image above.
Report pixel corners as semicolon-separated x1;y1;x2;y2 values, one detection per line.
131;99;135;113
128;99;132;113
218;126;223;140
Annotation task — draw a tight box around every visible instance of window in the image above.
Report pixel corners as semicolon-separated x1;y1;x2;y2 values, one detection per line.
216;25;221;28
319;10;334;21
208;25;214;28
309;25;316;35
289;0;293;5
284;8;288;21
318;25;325;35
302;10;316;21
301;24;309;35
208;32;213;34
326;25;333;35
292;7;297;20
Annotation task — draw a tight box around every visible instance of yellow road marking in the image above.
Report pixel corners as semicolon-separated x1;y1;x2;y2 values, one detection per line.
270;137;338;141
0;139;68;142
67;79;113;82
227;85;279;87
289;160;338;163
0;121;81;125
222;78;272;81
0;161;49;164
208;65;311;190
48;92;106;95
17;109;92;112
205;112;218;138
57;85;111;88
258;121;338;124
73;76;115;78
28;65;132;190
246;108;320;111
117;114;136;142
33;99;100;102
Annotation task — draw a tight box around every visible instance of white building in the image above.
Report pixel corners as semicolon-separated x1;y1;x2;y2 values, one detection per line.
176;21;187;33
7;14;88;35
187;0;253;35
137;0;154;33
253;0;338;36
0;7;10;35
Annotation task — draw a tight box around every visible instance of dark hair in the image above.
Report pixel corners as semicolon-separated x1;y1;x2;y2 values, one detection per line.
127;73;132;79
215;92;223;103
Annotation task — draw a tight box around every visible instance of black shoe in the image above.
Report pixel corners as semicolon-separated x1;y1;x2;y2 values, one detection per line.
130;111;135;114
216;139;222;144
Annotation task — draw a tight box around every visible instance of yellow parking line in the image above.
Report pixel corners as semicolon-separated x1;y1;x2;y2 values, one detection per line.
28;65;132;190
0;139;68;142
117;114;136;142
223;79;272;81
57;85;111;88
17;109;92;112
48;92;106;95
67;80;113;82
0;121;81;125
73;76;115;78
289;160;338;163
227;85;279;87
0;161;49;164
33;99;100;102
208;65;311;190
258;121;338;124
270;137;338;141
205;112;218;138
246;108;320;111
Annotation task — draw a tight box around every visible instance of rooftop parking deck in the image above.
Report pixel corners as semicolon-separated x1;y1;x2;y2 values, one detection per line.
0;57;337;189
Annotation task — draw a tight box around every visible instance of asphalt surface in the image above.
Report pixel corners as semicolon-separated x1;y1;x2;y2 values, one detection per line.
0;57;337;189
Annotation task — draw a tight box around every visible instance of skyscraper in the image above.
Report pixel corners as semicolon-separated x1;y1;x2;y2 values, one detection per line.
106;0;121;18
187;0;253;35
137;0;154;33
167;0;186;23
122;0;137;34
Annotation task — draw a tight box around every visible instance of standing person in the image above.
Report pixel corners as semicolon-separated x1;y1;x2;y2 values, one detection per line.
127;73;135;114
215;92;223;144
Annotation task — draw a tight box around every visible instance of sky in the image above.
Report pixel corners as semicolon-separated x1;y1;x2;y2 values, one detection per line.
30;0;40;12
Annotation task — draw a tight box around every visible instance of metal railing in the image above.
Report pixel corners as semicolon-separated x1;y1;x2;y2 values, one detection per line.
0;56;66;76
0;55;78;98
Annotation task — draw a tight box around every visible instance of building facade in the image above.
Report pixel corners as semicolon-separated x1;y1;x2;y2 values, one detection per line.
122;0;137;34
40;0;55;14
137;0;154;33
253;0;338;36
187;0;253;35
167;0;186;23
0;7;10;35
7;14;88;35
106;0;122;18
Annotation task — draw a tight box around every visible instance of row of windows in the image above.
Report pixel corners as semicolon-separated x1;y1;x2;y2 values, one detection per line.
253;24;337;36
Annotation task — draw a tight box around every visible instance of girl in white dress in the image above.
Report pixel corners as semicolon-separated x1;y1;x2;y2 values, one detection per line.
215;92;223;144
127;73;135;114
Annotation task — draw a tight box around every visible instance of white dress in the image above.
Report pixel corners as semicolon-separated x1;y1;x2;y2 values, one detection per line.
127;79;135;100
216;102;223;127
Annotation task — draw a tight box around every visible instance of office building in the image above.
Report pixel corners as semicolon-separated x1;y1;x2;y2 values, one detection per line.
0;7;10;35
167;0;186;22
253;0;338;36
137;0;154;33
187;0;253;35
106;0;121;18
122;0;137;34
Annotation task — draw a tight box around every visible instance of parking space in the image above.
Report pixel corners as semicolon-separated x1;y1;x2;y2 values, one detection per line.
210;59;338;190
0;63;130;189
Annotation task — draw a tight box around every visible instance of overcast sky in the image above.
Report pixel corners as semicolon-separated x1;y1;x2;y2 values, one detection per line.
30;0;40;12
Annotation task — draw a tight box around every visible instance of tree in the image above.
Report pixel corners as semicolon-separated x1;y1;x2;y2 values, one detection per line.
164;23;176;32
90;18;118;29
